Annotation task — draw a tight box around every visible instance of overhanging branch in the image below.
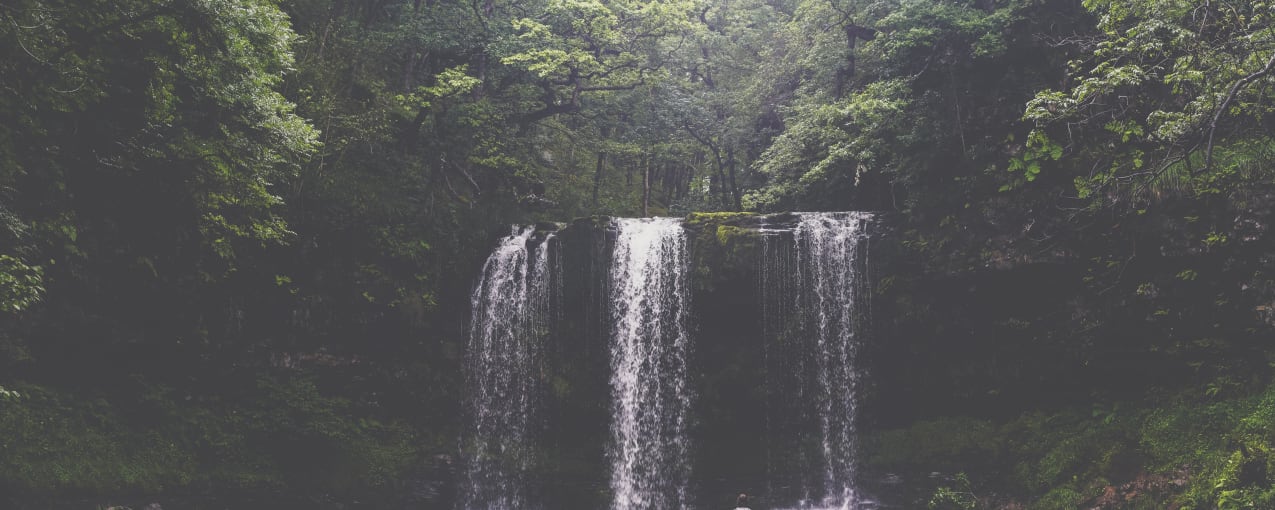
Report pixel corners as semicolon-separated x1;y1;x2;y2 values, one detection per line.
1204;51;1275;172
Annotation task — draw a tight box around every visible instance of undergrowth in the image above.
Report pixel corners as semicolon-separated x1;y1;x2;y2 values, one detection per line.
0;375;422;498
865;384;1275;509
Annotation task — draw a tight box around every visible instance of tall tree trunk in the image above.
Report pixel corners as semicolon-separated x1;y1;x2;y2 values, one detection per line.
402;52;417;91
472;0;494;100
593;151;605;207
710;148;727;209
402;0;424;90
726;146;741;210
662;161;673;196
837;25;877;98
642;153;651;217
686;155;699;200
472;53;487;100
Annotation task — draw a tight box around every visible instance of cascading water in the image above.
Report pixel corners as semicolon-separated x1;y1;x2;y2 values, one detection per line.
463;214;873;509
762;212;873;510
608;217;694;510
463;226;557;510
760;221;813;504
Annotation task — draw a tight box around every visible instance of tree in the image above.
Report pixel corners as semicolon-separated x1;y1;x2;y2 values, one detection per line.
1024;0;1275;209
1019;0;1275;382
746;0;1085;223
0;0;316;366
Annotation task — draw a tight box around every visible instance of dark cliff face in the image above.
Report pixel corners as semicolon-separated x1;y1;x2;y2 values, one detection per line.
505;213;882;507
483;211;1139;506
466;207;1275;508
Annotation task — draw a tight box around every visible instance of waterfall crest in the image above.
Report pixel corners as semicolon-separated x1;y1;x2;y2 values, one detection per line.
608;217;694;510
463;226;557;510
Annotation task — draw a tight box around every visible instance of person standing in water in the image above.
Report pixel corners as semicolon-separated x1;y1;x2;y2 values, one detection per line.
734;493;751;510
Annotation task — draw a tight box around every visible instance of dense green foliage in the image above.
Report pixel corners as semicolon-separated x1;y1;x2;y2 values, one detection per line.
0;377;417;494
868;385;1275;509
2;0;1275;507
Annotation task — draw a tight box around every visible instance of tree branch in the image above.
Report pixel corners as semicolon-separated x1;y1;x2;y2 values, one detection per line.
518;101;579;127
51;5;175;62
1204;51;1275;172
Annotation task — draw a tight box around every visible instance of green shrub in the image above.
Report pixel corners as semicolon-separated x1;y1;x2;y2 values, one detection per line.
0;377;420;496
864;384;1275;509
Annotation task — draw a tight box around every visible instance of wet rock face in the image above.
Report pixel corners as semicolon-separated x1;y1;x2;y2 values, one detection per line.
464;213;890;508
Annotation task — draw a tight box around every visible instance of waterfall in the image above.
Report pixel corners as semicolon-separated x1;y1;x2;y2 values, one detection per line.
762;212;872;510
463;226;557;510
608;217;694;510
462;214;873;509
760;220;812;504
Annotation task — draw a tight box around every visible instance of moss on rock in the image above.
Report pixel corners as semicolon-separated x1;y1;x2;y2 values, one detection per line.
681;213;761;293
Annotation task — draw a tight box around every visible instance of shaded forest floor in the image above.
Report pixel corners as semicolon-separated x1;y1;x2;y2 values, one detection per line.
0;372;453;509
